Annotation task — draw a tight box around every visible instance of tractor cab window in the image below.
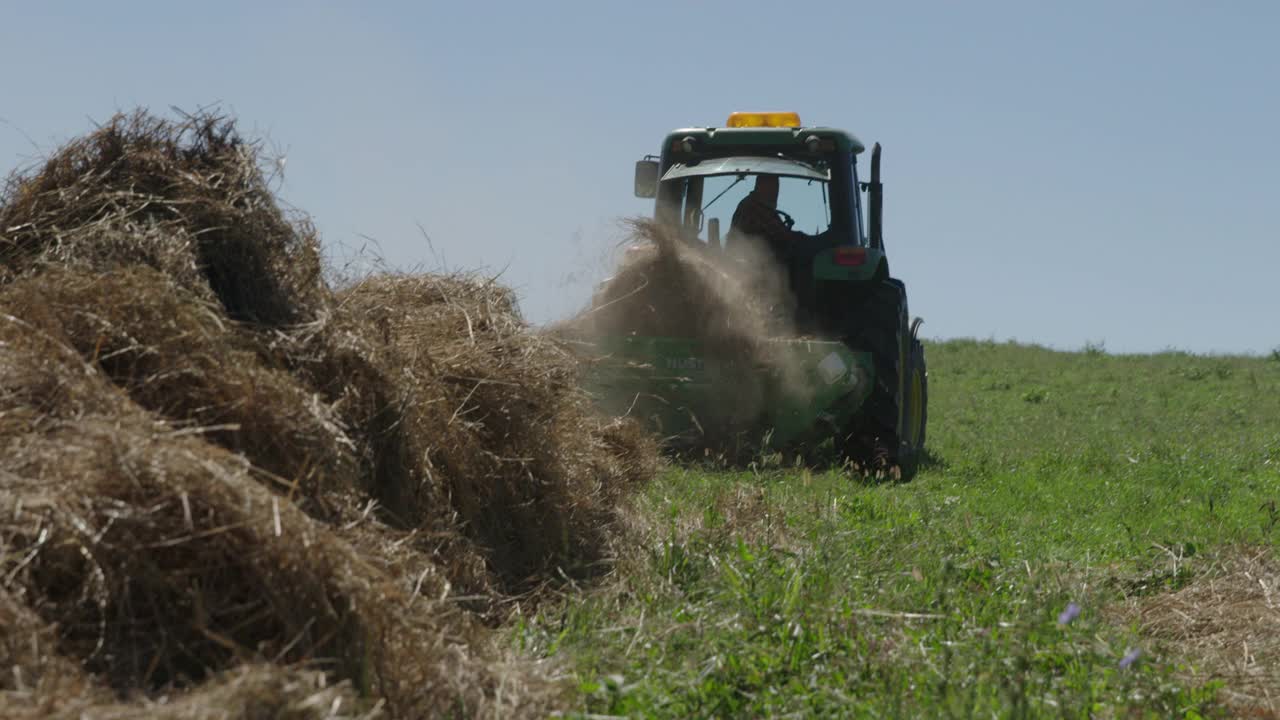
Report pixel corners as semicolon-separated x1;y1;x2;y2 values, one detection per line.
672;173;832;247
656;155;833;248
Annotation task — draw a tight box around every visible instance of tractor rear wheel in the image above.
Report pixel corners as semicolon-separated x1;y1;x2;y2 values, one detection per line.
843;281;906;475
841;280;928;480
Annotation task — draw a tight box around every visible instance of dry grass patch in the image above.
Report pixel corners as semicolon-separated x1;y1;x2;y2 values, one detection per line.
1114;546;1280;716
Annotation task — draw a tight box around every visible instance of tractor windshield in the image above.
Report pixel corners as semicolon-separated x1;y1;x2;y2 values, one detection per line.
667;173;832;245
657;154;834;246
702;174;831;237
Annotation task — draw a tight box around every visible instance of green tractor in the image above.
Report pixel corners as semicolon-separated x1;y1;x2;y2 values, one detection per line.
587;112;927;478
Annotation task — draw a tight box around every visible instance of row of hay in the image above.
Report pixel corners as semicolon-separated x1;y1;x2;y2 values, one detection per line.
0;110;655;718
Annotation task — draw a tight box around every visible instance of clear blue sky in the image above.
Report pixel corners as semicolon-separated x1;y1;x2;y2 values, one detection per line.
3;1;1276;353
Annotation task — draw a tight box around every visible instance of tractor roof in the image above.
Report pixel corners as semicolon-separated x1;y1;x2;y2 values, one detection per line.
661;125;865;156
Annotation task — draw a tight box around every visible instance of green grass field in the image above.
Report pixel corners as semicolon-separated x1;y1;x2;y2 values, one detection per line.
514;340;1280;718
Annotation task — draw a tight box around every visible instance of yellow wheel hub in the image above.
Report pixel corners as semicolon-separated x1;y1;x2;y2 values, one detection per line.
906;369;924;447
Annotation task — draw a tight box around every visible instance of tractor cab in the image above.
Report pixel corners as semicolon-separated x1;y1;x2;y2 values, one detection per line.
633;112;890;333
601;112;927;478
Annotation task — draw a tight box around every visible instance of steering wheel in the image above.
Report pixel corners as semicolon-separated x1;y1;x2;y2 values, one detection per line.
775;208;796;230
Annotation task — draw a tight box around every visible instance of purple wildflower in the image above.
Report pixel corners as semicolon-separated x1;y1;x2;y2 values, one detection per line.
1057;602;1081;625
1119;648;1142;669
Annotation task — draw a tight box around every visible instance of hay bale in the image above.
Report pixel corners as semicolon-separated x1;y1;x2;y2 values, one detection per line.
0;327;551;715
0;110;325;326
339;274;657;587
2;657;370;720
0;587;107;718
0;108;656;717
70;665;373;720
0;268;361;516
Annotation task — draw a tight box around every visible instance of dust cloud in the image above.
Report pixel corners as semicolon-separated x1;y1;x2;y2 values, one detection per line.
559;218;817;448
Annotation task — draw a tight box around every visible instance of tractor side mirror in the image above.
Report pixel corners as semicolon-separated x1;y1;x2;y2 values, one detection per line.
634;159;659;198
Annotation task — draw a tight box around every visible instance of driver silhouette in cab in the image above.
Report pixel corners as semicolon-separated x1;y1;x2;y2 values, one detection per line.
727;174;801;263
